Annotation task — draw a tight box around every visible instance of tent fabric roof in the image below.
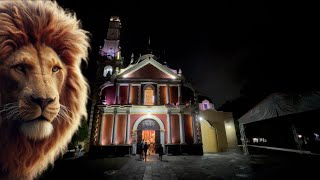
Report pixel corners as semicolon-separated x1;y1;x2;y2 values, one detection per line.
238;91;320;124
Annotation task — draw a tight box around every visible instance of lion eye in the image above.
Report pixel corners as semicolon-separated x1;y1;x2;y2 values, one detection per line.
15;64;26;73
52;66;61;72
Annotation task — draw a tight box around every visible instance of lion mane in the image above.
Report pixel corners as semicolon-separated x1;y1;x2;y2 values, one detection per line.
0;1;90;179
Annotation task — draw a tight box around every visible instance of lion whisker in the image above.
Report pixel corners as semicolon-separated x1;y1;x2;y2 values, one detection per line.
55;114;62;124
0;103;19;113
5;110;21;121
0;103;23;122
4;108;19;116
0;102;18;108
56;105;73;125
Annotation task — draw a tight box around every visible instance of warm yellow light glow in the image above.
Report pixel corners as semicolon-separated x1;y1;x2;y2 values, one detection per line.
169;75;176;79
226;123;231;128
117;51;120;60
144;88;154;105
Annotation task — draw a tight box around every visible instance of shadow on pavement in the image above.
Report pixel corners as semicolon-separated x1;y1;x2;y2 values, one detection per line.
37;153;131;180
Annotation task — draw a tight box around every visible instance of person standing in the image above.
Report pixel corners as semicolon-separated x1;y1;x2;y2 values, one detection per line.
157;144;164;161
139;139;145;159
143;142;148;161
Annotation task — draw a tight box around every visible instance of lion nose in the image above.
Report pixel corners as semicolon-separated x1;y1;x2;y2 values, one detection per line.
31;96;55;111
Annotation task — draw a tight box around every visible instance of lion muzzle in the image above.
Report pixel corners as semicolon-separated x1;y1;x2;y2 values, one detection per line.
31;96;55;111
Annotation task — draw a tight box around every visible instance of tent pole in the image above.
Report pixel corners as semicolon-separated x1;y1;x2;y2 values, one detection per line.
291;124;303;151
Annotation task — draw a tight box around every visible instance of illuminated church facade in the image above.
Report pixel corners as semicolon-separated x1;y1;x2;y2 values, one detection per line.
88;16;203;156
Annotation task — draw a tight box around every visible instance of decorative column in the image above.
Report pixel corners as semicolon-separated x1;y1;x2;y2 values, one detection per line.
167;113;172;144
127;84;131;104
179;113;185;144
160;129;165;148
116;83;120;104
157;84;160;105
132;130;137;154
178;84;181;105
192;113;198;144
125;113;131;144
166;84;170;104
98;112;104;145
239;124;249;155
138;84;141;105
93;108;101;145
112;110;118;144
88;99;96;142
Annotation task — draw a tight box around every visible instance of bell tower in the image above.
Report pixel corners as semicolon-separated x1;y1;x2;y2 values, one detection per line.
99;16;123;77
100;16;121;59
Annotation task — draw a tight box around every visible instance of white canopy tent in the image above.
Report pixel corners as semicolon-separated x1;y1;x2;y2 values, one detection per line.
238;91;320;154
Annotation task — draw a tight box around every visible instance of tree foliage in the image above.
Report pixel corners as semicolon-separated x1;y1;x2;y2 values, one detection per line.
68;119;88;149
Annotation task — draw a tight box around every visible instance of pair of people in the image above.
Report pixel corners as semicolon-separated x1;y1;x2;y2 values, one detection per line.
139;141;164;161
139;140;145;159
139;140;149;160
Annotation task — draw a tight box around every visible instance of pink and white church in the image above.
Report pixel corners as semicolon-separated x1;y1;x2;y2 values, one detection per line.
87;16;203;156
88;16;238;156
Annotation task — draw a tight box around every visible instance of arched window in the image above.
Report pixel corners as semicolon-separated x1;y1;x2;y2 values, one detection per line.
103;65;113;77
144;85;154;105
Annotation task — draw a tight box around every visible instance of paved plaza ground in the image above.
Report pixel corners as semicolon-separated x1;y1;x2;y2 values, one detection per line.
38;149;319;180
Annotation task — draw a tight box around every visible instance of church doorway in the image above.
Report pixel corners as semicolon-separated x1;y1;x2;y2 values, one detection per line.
142;130;155;144
137;119;160;155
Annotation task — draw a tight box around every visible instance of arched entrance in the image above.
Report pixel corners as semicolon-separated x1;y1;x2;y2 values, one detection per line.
133;115;165;155
137;119;160;154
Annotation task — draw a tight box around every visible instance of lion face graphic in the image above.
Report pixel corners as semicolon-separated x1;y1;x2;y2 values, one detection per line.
1;45;65;140
0;1;90;179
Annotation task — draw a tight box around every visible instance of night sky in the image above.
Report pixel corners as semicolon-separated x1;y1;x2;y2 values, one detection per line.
56;0;317;111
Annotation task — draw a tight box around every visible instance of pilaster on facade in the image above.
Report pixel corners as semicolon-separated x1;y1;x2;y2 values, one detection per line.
92;108;101;145
166;84;170;104
138;84;141;105
88;99;97;144
157;84;160;105
196;112;202;143
98;112;105;145
112;109;118;144
160;129;165;149
179;113;186;144
178;84;181;105
128;84;131;104
116;83;120;104
125;110;131;144
167;112;172;144
192;113;198;144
